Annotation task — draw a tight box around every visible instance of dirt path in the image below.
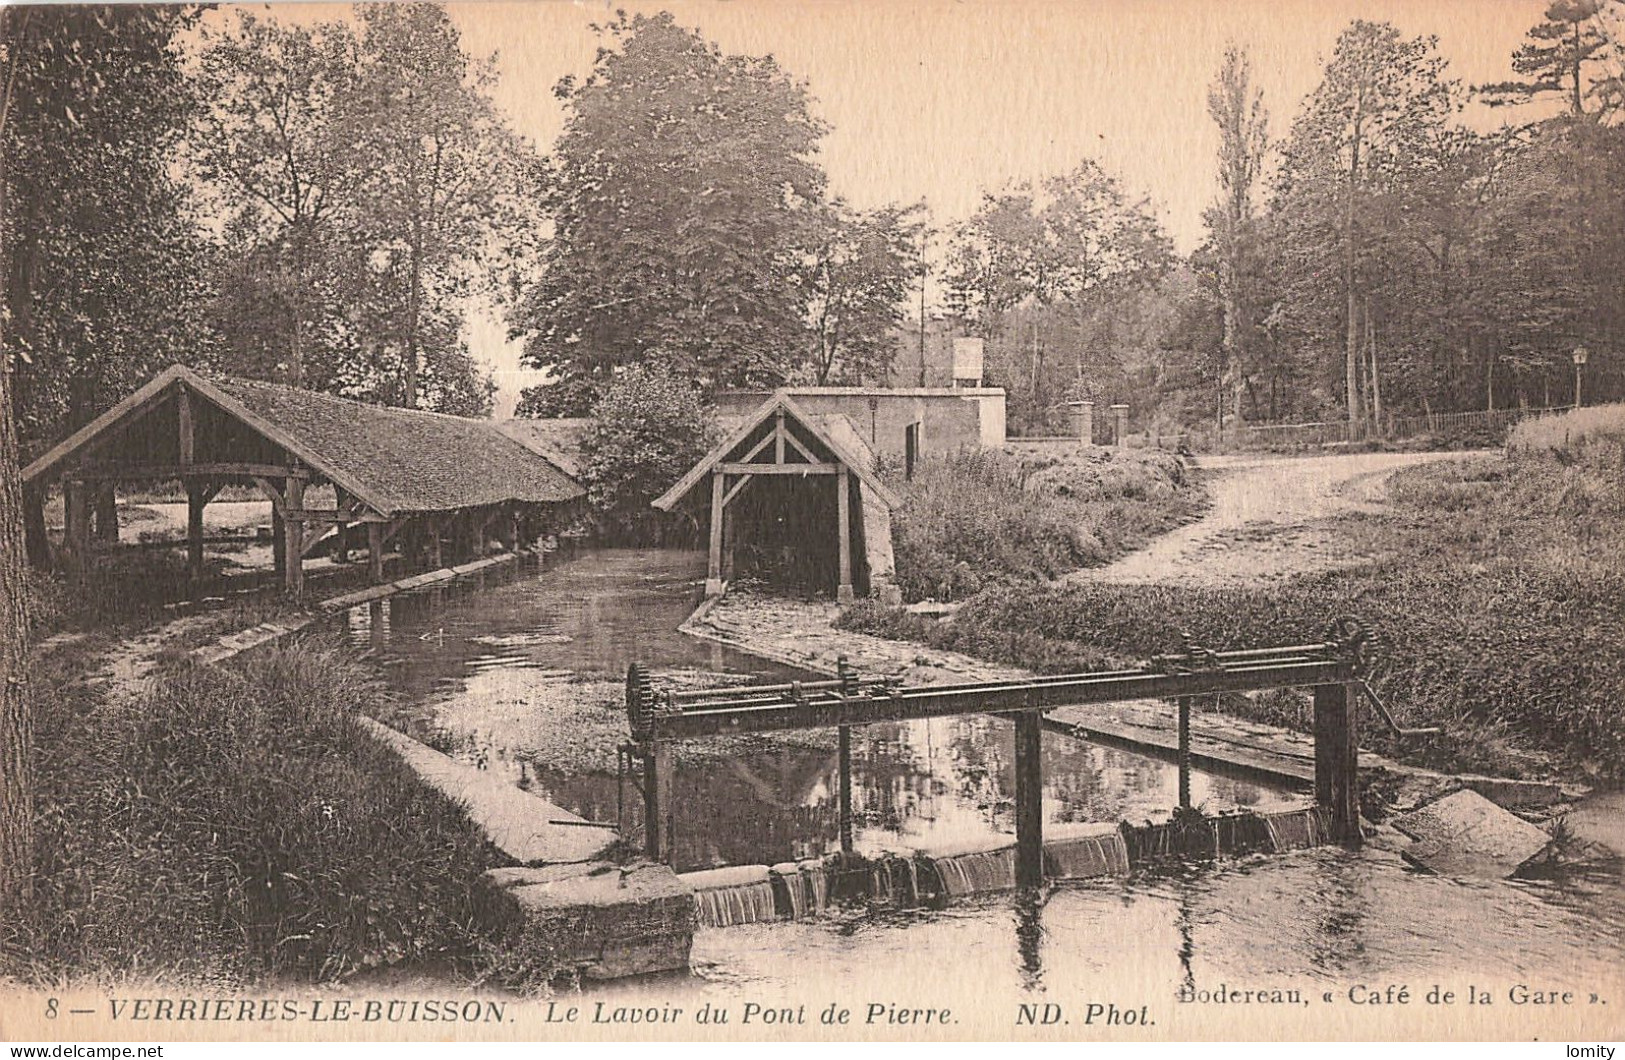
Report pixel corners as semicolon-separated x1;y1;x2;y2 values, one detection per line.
1073;449;1483;589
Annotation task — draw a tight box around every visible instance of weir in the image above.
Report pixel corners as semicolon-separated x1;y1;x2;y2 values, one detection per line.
625;617;1383;888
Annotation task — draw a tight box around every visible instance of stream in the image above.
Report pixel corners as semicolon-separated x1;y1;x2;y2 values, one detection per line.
341;547;1624;1003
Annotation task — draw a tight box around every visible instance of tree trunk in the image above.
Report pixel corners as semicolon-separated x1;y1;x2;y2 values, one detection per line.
405;216;423;410
1344;100;1364;432
0;331;35;915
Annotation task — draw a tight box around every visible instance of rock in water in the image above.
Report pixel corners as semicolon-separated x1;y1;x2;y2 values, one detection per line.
1391;788;1552;878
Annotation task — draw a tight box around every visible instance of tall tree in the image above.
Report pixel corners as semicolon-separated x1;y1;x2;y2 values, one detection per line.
513;12;828;414
804;200;924;385
1481;0;1614;118
1274;21;1457;429
1204;46;1269;427
193;11;355;390
0;4;32;918
337;3;524;409
1;1;202;917
946;161;1171;427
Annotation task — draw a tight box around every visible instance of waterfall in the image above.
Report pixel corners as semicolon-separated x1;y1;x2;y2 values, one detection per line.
930;847;1017;898
1044;833;1131;879
1261;807;1330;853
770;861;831;921
679;865;781;929
693;882;778;928
806;862;830;914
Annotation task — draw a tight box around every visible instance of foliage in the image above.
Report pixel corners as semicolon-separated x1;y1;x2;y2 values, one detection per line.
2;644;498;983
884;446;1201;602
3;5;216;452
1204;46;1269;430
944;161;1175;431
1479;0;1621;118
512;12;828;407
193;5;523;412
578;365;717;544
1507;400;1625;454
803;200;926;385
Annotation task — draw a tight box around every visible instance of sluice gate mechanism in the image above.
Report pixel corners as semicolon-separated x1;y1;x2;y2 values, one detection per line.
624;617;1388;885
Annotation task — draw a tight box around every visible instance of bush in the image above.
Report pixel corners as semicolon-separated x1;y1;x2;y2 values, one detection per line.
579;365;717;545
885;446;1203;602
5;643;498;984
1507;402;1625;457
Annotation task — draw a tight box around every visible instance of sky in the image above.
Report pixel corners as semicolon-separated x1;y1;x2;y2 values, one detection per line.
222;0;1583;412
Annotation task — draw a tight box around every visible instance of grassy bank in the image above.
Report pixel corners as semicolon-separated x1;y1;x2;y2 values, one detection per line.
846;412;1625;783
885;446;1206;602
3;643;500;985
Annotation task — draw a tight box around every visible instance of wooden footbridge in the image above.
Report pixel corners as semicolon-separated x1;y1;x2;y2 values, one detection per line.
626;618;1389;887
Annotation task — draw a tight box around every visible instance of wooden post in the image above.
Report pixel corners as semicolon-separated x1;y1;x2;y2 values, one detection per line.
430;516;444;569
838;726;854;853
283;474;304;597
774;408;786;463
835;465;853;604
186;481;206;584
1014;710;1044;889
271;508;286;581
1314;682;1361;844
93;484;118;543
367;522;385;584
333;488;350;564
176;385;194;467
705;470;725;596
643;741;674;864
64;479;89;572
1177;695;1192;809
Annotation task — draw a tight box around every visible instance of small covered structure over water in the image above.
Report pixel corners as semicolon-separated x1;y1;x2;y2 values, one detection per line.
21;364;584;597
652;393;900;603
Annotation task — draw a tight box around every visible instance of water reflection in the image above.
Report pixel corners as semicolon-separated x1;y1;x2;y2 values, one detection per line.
346;548;1300;873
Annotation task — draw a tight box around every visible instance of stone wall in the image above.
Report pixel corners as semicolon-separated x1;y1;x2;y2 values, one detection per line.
715;388;1007;459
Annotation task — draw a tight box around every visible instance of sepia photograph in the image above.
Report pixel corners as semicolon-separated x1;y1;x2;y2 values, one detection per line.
0;0;1623;1046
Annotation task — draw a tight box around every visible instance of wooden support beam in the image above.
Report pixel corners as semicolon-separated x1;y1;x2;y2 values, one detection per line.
705;471;725;597
367;522;385;584
72;462;310;481
64;480;90;571
836;466;853;604
838;726;854;854
92;484;118;543
782;428;817;463
737;432;775;466
774;408;786;463
721;473;754;509
283;474;305;597
186;481;206;580
283;508;390;524
717;461;839;475
1314;683;1361;844
643;742;674;865
177;386;194;467
271;508;286;580
298;524;331;558
1014;711;1044;890
251;476;286;515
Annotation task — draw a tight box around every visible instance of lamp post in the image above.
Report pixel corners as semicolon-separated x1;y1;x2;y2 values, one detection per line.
1572;345;1589;409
